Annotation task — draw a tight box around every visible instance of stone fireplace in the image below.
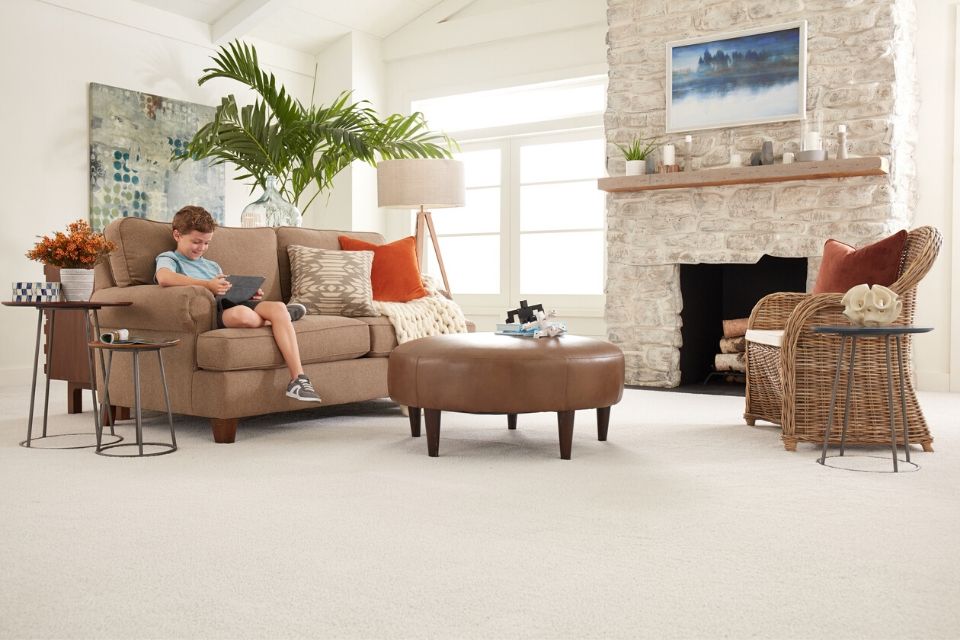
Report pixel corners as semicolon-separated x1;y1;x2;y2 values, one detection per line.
603;0;918;387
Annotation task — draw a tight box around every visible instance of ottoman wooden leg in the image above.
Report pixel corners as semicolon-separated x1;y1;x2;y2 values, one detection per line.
558;410;575;460
597;406;610;441
425;409;441;457
507;413;517;430
409;406;422;437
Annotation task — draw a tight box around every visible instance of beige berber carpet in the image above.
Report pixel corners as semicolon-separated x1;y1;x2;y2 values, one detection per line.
0;379;958;639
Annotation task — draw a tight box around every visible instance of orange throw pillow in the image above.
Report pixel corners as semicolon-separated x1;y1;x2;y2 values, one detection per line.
812;230;908;294
338;235;428;302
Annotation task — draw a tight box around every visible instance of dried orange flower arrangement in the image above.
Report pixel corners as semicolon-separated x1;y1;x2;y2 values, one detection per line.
26;219;117;268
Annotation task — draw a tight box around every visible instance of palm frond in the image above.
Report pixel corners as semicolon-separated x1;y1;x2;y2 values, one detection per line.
176;41;458;215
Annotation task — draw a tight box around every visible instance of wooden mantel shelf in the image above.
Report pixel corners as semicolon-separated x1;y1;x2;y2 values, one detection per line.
597;156;888;193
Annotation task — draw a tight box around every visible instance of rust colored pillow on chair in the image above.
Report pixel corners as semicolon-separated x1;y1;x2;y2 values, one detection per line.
812;230;908;294
338;235;428;302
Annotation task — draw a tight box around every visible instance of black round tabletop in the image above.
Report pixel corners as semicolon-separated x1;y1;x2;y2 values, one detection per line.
812;325;933;336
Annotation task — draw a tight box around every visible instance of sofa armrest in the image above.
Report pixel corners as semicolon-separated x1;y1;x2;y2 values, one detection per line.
91;285;216;333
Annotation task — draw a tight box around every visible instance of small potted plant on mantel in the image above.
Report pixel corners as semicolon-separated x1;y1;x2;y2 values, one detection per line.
617;136;658;176
26;220;116;301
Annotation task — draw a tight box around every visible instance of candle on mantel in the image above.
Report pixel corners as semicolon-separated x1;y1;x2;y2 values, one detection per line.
662;144;676;165
804;131;821;151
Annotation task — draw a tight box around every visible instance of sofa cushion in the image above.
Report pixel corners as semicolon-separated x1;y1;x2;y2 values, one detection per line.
202;226;283;301
339;235;427;302
813;230;908;294
287;245;379;317
103;217;283;301
357;316;398;357
104;218;176;287
276;228;385;302
197;315;371;372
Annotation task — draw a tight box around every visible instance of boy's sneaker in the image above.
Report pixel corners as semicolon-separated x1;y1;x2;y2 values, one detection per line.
286;374;321;402
287;303;306;322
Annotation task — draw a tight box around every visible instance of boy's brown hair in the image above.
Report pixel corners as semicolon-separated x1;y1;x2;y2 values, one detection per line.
172;206;217;234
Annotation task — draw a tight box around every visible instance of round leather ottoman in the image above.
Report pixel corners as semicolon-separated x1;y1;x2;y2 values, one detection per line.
388;333;625;459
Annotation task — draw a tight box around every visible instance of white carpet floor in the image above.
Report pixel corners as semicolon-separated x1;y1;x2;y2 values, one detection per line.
1;380;958;639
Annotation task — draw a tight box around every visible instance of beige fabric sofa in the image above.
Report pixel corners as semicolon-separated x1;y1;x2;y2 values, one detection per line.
92;217;404;444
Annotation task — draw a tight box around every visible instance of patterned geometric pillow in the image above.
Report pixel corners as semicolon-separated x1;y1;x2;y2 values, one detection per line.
287;245;379;317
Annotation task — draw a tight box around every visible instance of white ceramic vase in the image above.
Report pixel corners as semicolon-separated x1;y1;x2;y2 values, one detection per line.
625;160;646;176
60;268;94;301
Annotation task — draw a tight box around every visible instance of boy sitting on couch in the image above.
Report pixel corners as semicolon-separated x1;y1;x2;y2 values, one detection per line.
155;205;320;402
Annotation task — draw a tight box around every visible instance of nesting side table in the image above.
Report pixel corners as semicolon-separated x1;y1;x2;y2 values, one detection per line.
89;339;180;457
3;300;130;449
813;325;933;472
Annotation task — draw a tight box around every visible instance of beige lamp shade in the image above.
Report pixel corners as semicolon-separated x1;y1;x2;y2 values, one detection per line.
377;158;465;209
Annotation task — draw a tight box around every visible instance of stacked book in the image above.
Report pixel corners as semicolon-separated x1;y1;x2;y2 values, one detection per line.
495;323;539;337
495;322;567;338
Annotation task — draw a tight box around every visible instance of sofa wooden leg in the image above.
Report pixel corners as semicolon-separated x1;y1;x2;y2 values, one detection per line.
409;406;421;437
111;405;131;420
211;418;238;444
744;415;756;426
783;437;797;452
507;413;517;430
921;440;934;452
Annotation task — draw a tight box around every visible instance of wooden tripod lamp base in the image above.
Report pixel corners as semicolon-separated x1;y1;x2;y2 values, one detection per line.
414;207;451;295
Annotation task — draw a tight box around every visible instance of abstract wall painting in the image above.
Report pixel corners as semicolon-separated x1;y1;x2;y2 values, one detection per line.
88;83;224;231
666;22;807;133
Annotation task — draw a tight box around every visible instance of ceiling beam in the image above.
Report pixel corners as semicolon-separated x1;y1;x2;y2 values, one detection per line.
383;0;605;62
211;0;282;44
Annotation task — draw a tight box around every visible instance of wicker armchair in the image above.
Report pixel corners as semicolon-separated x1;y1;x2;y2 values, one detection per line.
744;226;942;451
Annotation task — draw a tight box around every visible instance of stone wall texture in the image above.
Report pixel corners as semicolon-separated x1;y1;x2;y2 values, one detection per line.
604;0;918;387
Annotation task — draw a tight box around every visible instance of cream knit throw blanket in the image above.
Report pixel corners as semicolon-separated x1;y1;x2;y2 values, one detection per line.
373;276;468;344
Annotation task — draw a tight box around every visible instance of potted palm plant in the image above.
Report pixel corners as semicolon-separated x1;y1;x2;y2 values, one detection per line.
617;136;658;176
176;41;456;221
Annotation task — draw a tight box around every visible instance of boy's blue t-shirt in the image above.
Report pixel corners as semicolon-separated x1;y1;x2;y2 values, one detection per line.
155;251;222;282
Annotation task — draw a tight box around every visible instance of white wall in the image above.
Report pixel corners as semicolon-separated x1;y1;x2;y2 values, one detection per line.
0;0;315;375
307;32;387;235
915;0;958;391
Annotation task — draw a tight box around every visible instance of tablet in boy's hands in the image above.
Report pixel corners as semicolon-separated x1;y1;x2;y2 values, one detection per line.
222;275;265;303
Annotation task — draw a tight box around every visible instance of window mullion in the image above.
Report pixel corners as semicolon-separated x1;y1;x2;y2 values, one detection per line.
507;139;521;305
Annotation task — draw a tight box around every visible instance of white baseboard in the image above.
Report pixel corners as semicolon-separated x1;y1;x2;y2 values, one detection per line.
0;367;33;387
917;370;952;392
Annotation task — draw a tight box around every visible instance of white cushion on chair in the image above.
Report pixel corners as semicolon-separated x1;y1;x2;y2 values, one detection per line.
745;329;784;348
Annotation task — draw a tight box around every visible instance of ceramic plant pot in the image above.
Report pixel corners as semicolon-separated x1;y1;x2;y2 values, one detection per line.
625;160;646;176
60;268;94;301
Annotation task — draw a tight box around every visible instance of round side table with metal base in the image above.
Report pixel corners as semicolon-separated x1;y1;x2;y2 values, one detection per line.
813;325;932;473
89;339;180;458
2;300;131;449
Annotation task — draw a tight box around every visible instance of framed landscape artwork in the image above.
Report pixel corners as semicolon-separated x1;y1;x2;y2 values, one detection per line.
666;21;807;133
89;83;224;231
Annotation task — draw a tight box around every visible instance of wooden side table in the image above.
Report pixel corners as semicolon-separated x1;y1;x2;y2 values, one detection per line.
813;325;933;472
89;339;179;457
3;301;131;449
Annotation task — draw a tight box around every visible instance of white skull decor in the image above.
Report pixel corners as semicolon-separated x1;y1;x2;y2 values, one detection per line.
841;283;902;326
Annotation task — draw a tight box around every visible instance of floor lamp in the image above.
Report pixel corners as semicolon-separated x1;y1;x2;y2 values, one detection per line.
377;158;465;294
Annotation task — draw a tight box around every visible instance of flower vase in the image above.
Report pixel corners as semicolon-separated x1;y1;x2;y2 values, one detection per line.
242;177;302;227
60;268;95;301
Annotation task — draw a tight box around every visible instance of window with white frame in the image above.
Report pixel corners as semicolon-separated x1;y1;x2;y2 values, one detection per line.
412;76;607;316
